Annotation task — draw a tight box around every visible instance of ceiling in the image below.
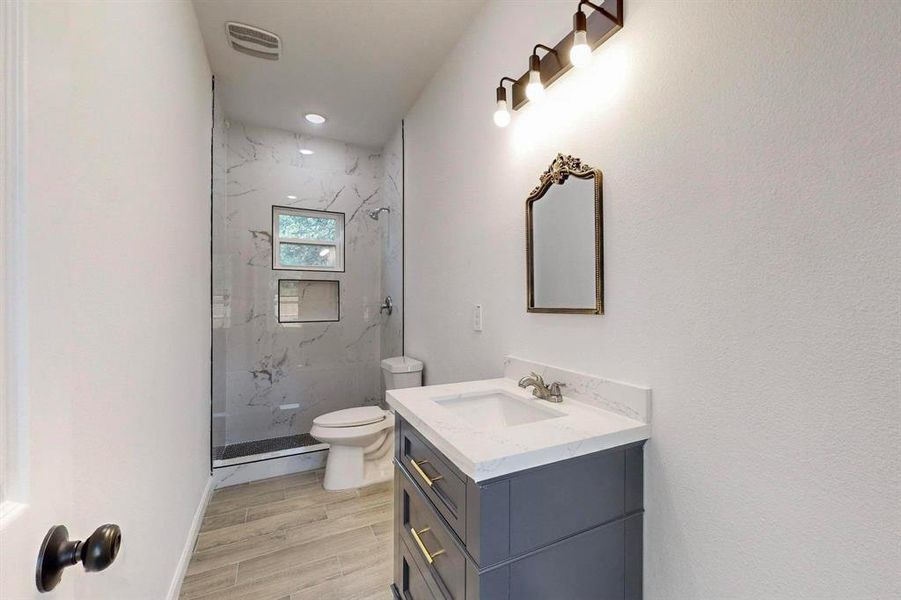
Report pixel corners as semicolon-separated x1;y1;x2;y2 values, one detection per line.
192;0;486;148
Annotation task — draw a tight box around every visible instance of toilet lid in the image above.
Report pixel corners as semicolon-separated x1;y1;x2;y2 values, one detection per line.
313;406;386;428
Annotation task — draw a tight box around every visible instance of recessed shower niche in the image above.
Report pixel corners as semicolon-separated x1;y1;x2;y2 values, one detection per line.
211;94;404;468
277;280;340;323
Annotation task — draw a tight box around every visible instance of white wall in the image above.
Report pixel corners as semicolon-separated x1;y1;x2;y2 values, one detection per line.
404;1;900;598
17;2;212;598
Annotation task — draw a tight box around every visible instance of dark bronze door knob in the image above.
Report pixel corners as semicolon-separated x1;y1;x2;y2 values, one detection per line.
36;524;122;593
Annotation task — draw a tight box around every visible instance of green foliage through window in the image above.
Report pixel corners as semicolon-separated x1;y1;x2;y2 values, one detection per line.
278;214;337;241
279;243;336;268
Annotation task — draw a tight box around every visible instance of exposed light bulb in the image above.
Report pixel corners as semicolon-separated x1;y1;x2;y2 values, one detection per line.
570;30;592;68
525;68;545;102
304;113;326;124
493;100;511;127
299;148;314;155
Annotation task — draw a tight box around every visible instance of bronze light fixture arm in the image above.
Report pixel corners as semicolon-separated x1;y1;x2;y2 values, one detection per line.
494;76;521;127
496;76;518;101
577;0;620;25
532;44;558;58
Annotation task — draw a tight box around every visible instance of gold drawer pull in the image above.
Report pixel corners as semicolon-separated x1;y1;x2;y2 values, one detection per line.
409;459;444;487
410;526;445;564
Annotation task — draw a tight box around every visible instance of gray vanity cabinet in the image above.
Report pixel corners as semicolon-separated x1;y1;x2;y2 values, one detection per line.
392;416;644;600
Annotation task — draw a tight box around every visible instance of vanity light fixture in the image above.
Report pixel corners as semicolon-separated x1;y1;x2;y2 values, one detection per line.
494;77;517;127
570;1;606;68
304;113;326;124
493;0;623;120
526;45;557;102
299;148;314;155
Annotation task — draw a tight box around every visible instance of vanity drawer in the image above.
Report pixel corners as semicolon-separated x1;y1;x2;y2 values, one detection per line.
397;538;441;600
400;467;467;600
399;421;467;540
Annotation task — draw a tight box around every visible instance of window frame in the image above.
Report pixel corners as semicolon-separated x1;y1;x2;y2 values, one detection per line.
277;279;340;324
271;205;346;272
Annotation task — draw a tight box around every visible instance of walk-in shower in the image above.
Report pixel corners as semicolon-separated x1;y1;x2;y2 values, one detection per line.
211;97;404;469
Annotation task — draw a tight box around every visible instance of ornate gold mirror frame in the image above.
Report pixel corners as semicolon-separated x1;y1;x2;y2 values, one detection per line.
526;153;603;314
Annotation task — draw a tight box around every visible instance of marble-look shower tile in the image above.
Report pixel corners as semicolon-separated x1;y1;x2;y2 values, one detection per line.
379;126;404;362
219;121;392;445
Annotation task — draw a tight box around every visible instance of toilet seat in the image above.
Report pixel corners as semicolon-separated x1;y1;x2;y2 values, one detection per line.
311;412;394;443
313;406;386;428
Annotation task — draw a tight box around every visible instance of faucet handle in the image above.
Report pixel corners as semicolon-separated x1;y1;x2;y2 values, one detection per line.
548;382;566;402
530;372;546;385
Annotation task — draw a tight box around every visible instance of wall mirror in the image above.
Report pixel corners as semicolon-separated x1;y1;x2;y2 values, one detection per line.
526;154;603;314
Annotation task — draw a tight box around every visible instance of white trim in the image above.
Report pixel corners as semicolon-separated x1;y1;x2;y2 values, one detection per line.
0;0;27;510
166;475;214;600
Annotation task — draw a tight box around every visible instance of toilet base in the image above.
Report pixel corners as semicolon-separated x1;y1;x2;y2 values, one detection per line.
322;432;394;491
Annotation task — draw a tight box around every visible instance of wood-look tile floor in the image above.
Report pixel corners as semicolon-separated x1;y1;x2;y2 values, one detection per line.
180;470;394;600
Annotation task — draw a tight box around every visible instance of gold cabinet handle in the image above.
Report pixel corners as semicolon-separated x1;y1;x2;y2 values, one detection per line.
409;459;443;487
410;527;445;564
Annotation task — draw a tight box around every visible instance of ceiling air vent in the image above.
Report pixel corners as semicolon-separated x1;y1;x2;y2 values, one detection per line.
225;22;281;61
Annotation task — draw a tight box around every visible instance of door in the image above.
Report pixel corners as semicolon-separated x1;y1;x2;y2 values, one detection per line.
1;2;76;598
1;2;214;598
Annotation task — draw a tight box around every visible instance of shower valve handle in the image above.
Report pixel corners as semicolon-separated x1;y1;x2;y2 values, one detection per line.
380;296;393;316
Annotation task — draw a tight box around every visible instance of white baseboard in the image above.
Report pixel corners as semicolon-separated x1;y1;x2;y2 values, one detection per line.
166;475;215;600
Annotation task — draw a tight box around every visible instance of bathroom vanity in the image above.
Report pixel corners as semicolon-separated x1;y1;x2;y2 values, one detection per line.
387;358;651;600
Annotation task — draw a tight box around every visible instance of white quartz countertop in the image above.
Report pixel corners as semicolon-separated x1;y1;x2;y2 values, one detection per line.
386;377;650;482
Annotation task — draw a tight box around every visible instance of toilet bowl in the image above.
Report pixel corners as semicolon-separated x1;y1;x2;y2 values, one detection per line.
310;406;395;490
311;356;423;490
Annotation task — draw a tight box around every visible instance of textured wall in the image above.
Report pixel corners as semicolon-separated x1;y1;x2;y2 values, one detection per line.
403;1;900;598
220;123;387;444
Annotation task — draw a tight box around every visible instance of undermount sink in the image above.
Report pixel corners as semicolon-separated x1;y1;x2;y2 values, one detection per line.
432;390;564;428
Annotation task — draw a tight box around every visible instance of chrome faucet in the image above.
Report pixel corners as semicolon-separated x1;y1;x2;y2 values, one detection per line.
517;372;566;403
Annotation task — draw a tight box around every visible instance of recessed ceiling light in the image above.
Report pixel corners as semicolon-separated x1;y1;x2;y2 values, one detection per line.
299;149;314;155
286;195;297;200
304;113;326;124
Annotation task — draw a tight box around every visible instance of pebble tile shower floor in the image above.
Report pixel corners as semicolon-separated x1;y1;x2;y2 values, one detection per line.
212;433;322;461
179;470;393;600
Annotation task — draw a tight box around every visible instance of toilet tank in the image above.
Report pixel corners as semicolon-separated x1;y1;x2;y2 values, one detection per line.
381;356;423;390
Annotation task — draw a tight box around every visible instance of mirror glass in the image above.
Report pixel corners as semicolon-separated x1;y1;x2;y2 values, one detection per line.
527;155;602;314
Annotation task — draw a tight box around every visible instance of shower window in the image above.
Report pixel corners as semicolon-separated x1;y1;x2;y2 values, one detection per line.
272;206;345;272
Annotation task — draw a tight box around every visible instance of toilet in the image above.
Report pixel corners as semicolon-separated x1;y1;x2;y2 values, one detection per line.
311;356;423;490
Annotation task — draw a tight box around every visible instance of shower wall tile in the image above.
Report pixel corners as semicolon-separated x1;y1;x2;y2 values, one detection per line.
211;84;229;447
219;121;389;444
380;125;404;365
